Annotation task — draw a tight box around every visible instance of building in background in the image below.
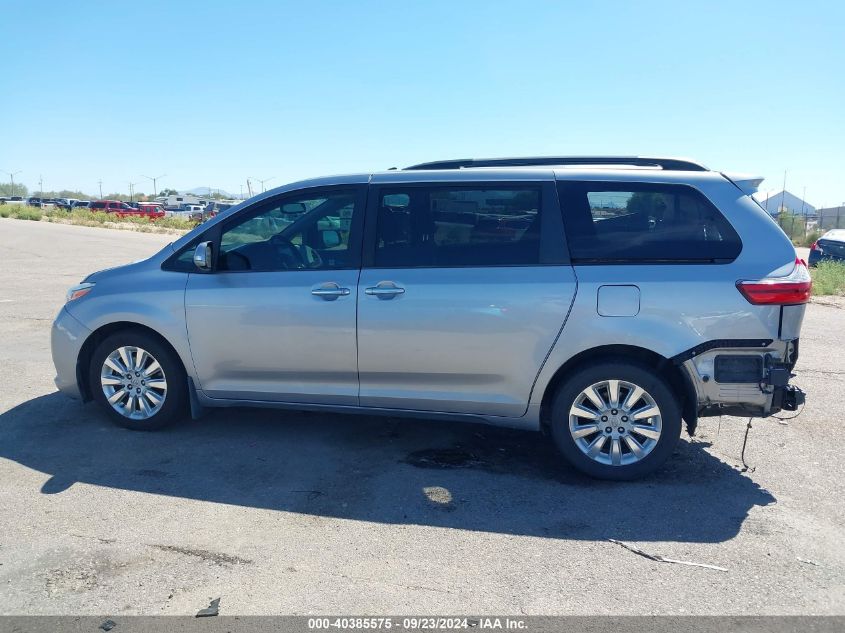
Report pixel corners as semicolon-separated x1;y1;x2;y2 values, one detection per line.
754;190;816;216
814;205;845;230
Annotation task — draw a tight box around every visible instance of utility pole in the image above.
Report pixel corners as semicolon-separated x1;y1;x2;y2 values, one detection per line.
128;182;136;203
246;179;253;198
38;175;44;197
240;184;244;200
780;170;787;215
142;173;166;198
253;176;274;192
1;169;22;191
98;180;103;199
800;186;806;216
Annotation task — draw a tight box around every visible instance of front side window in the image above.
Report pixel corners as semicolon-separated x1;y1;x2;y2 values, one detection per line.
374;186;541;267
558;182;742;263
217;189;359;272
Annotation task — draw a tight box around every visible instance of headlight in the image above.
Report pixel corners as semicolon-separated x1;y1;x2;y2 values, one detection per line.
66;282;95;303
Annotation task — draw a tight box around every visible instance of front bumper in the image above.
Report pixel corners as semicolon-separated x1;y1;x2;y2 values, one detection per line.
50;306;91;399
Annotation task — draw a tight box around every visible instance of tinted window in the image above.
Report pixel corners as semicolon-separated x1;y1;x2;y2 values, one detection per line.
218;189;360;272
90;201;106;209
558;182;741;262
374;186;541;267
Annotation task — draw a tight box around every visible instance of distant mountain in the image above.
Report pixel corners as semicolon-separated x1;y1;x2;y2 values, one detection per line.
184;187;239;199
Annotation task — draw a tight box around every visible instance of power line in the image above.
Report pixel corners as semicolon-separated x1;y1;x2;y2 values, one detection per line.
142;173;166;197
252;176;274;192
1;169;22;189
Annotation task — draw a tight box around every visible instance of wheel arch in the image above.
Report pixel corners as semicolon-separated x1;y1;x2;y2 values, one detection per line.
76;321;188;402
538;344;698;435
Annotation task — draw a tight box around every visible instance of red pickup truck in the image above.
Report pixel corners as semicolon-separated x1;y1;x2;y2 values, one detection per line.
89;200;165;219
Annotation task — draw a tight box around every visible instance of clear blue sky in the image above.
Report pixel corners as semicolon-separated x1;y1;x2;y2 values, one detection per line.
3;0;844;206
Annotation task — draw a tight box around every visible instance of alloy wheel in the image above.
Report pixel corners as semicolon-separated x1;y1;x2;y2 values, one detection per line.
100;346;168;420
568;379;662;466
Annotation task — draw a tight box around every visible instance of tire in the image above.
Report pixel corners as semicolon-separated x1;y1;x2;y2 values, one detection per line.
88;330;187;430
549;360;682;480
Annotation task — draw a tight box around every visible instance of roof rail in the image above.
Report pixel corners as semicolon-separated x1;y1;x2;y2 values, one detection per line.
404;156;709;172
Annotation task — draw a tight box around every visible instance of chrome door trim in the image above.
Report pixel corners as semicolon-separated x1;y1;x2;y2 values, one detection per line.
364;282;405;299
311;282;352;300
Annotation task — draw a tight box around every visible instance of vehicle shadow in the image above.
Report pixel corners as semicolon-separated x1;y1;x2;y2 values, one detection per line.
0;392;774;543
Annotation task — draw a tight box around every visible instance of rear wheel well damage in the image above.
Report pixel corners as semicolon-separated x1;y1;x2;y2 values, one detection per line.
76;322;187;402
539;344;698;436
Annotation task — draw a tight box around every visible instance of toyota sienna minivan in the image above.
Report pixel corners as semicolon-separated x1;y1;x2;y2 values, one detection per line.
52;156;809;479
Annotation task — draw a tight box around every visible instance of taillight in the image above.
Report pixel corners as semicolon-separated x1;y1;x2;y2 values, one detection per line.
810;241;822;253
737;258;812;305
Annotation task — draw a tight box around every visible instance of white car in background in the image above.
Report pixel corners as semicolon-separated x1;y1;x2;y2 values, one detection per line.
165;205;203;220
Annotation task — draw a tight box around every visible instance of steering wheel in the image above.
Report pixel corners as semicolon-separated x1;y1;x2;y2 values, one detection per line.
268;234;306;269
300;244;324;268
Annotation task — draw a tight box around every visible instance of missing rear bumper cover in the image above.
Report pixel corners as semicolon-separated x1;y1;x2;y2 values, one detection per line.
714;355;763;383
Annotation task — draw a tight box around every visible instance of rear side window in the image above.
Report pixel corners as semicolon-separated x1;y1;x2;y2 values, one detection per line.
374;186;541;267
557;182;742;263
90;201;106;210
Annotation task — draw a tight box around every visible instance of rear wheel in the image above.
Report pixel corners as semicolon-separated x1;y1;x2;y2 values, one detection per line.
550;361;682;480
89;331;187;430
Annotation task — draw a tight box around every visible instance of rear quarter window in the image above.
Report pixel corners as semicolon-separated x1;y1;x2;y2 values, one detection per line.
557;182;742;263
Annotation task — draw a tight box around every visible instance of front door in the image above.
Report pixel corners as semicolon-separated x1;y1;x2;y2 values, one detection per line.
357;178;576;417
185;185;366;404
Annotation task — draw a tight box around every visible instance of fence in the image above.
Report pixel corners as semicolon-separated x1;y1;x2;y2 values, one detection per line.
776;207;845;245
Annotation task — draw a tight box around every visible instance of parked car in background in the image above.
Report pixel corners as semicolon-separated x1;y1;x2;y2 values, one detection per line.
189;208;209;222
89;200;165;220
194;200;237;221
164;207;196;220
54;198;80;210
71;200;91;209
179;204;205;221
89;200;135;215
135;203;166;219
27;197;56;208
52;155;809;480
809;229;845;265
1;196;26;205
203;201;237;214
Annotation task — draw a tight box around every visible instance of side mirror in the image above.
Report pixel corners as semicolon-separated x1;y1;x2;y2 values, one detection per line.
193;241;213;271
321;229;342;249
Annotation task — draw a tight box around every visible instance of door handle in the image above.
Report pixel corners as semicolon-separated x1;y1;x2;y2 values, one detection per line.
311;283;351;300
365;282;405;299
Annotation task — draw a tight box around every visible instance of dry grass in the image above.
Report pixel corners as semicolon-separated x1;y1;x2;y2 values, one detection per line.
0;205;196;234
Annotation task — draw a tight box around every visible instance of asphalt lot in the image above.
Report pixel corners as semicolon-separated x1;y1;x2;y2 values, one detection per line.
0;218;843;615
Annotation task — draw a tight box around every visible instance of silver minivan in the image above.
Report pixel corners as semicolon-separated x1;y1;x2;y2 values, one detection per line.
51;156;809;479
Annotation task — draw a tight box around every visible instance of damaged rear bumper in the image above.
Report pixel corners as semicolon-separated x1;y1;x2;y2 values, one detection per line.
677;338;805;419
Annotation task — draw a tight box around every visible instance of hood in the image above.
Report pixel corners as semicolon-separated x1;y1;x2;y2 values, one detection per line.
82;243;176;283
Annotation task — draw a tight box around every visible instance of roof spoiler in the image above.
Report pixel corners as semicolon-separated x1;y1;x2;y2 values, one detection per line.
723;172;765;195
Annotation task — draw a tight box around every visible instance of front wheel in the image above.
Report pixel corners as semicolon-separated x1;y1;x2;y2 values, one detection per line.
550;361;682;480
89;331;187;430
